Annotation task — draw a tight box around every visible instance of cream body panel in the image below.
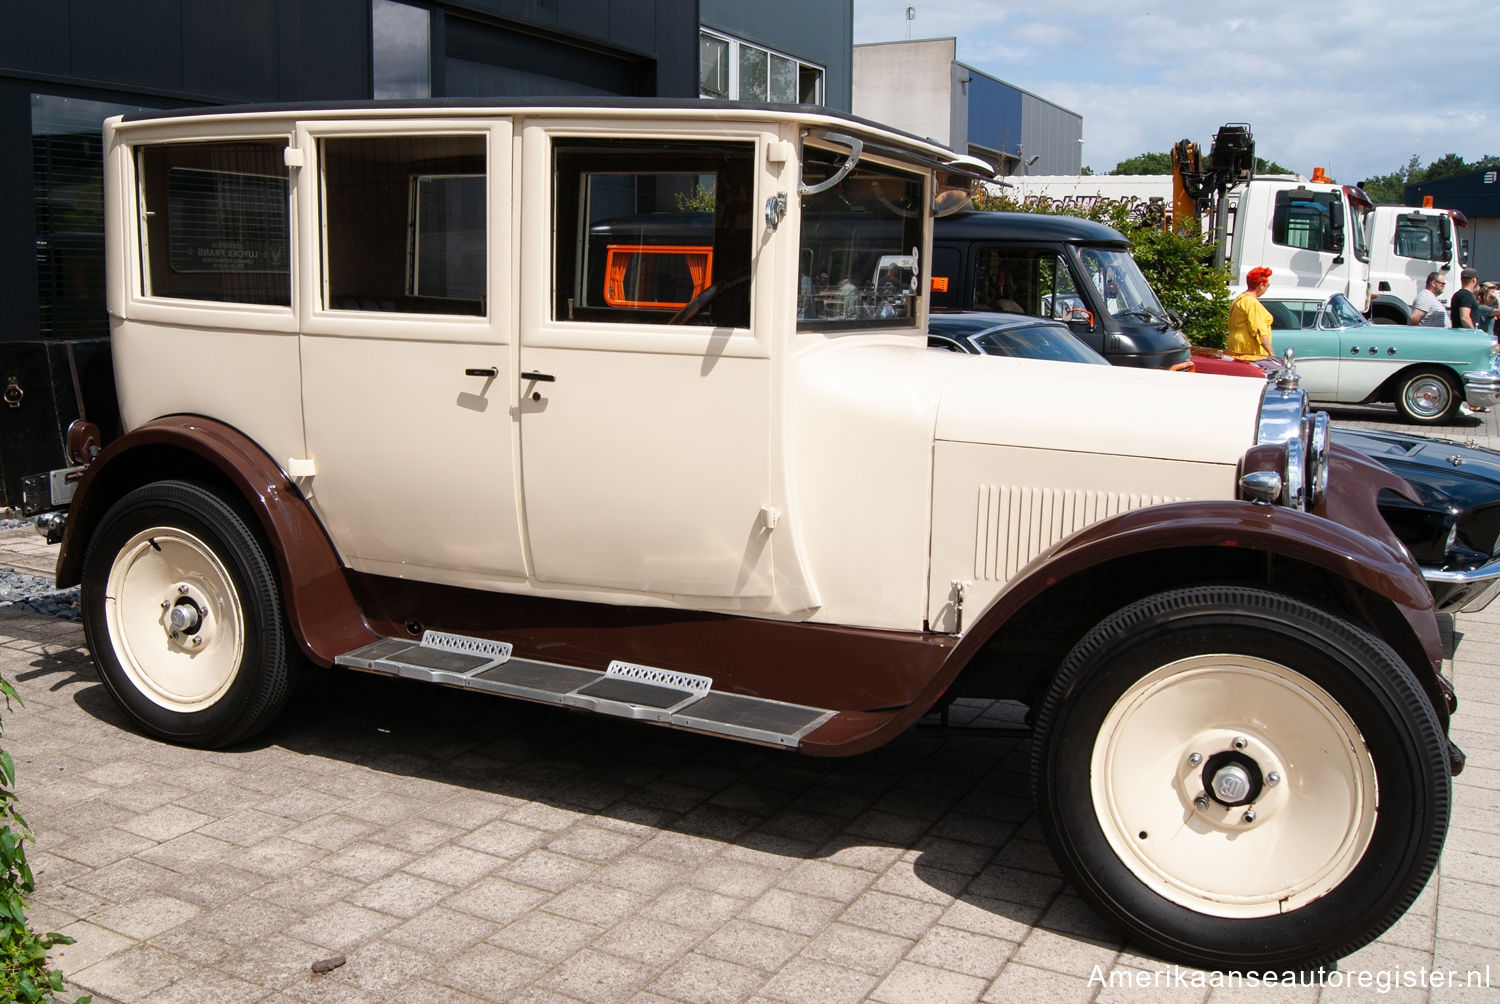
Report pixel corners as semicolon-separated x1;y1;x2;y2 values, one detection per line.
927;441;1235;632
935;361;1263;464
783;337;956;631
515;120;777;599
111;319;305;467
295;119;525;578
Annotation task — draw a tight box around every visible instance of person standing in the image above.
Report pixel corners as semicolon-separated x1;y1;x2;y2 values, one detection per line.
1450;268;1482;328
1408;271;1451;327
1227;266;1275;360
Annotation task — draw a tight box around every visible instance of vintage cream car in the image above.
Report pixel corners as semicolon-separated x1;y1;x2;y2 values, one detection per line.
52;100;1458;972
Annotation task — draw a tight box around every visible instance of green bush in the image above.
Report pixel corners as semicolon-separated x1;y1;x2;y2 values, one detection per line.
973;190;1233;348
0;676;88;1004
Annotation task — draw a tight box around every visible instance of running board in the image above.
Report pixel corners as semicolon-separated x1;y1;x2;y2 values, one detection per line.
334;631;836;748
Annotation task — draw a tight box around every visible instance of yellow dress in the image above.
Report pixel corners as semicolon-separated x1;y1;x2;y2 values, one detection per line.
1226;292;1273;360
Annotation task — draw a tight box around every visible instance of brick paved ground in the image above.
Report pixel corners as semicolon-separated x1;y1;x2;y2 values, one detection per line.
2;403;1497;1003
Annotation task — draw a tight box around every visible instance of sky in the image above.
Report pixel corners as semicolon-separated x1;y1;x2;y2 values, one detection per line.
852;0;1499;184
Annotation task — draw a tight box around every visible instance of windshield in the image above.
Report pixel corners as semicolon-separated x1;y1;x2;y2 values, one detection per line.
1320;293;1369;329
798;145;925;329
971;320;1109;364
1077;248;1165;321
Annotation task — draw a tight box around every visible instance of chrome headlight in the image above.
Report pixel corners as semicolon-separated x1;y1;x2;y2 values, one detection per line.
1249;381;1329;510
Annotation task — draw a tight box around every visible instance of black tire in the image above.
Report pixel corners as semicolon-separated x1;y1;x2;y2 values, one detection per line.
1030;585;1449;972
1394;366;1462;423
80;480;292;748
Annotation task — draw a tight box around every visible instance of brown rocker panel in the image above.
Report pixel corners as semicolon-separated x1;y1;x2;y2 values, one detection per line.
55;415;377;664
800;492;1445;757
346;573;956;714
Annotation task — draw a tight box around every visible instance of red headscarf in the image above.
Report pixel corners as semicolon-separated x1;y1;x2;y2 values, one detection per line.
1247;266;1273;288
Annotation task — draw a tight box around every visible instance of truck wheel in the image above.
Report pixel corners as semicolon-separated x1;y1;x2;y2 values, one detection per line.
1395;367;1461;423
81;480;291;748
1030;586;1448;972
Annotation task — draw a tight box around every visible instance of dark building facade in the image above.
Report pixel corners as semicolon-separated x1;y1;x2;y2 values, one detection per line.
1406;168;1500;279
0;0;851;509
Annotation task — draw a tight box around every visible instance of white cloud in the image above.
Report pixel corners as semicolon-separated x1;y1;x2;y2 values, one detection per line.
854;0;1498;180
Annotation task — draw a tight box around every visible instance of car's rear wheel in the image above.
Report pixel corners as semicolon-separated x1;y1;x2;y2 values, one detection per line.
1031;586;1449;972
81;480;291;748
1395;367;1461;423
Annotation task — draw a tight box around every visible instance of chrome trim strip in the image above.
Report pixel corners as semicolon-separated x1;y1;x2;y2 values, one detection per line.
1422;556;1500;613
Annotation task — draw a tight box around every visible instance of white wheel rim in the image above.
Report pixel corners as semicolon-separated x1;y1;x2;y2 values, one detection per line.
103;527;246;713
1091;655;1377;919
1405;376;1451;419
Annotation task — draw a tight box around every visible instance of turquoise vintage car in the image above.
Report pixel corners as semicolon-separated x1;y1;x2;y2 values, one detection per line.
1265;293;1500;423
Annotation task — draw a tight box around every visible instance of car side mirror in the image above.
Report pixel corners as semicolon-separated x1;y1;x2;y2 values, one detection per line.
1067;308;1095;332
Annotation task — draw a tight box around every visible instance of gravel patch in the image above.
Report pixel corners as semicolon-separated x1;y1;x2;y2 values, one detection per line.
0;568;80;621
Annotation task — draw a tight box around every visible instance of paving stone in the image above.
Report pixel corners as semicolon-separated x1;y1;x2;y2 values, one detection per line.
89;893;202;940
324;939;438;997
349;870;455;918
648;951;769;1004
594;915;701;968
739;888;843;937
116;802;214;841
257;868;365;913
459;819;551;858
981;960;1096;1003
72;943;198;1000
696;920;807;972
387;905;501;957
544;881;649;927
840;889;947;940
644;885;745;932
871;960;989;1004
147;966;272;1004
907;924;1017;979
431;943;549;1000
757;956;878;1004
284;813;379;851
198;807;301;846
134;830;239;873
490;911;604;963
1010;927;1122;981
540;946;656;1003
445;875;552;924
49;920;137;975
402;844;504;887
66;855;182;905
317;840;416;882
502;848;601;893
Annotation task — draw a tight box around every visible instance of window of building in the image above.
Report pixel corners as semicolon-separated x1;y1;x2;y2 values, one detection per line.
372;0;432;99
138;141;291;306
698;29;823;104
320;135;486;314
552;138;754;327
32;94;155;336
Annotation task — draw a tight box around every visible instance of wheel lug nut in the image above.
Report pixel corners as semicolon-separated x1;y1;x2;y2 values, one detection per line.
1193;795;1209;811
161;600;169;609
192;636;202;646
1188;752;1202;766
178;584;189;594
1243;809;1256;823
1267;772;1280;786
1232;736;1248;750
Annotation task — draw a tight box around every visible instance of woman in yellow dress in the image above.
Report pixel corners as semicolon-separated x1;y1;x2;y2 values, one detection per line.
1227;266;1274;360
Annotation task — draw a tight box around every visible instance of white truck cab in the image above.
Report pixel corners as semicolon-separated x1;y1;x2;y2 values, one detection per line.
1225;173;1373;309
44;99;1463;974
1365;205;1469;324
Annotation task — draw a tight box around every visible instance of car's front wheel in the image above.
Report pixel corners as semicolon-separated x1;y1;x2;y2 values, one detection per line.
1395;366;1461;423
81;480;292;748
1031;586;1449;972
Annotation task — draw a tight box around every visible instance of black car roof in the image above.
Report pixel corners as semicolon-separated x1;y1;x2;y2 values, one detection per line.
928;311;1067;337
936;211;1130;247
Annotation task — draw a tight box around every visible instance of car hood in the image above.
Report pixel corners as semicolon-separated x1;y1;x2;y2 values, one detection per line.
935;359;1263;466
1333;427;1500;508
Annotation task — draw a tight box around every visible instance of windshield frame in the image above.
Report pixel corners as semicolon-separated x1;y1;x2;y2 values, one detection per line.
796;141;928;332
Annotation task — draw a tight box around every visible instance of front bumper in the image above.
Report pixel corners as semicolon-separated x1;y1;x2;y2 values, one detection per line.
1461;365;1500;410
1423;555;1500;613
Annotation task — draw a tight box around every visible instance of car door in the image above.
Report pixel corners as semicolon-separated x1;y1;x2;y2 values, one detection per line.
297;118;526;582
514;122;776;599
1267;298;1341;399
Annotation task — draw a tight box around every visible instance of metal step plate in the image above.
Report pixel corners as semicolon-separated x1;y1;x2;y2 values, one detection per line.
332;637;836;748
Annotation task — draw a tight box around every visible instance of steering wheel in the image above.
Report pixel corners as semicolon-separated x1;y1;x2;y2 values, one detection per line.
668;271;752;326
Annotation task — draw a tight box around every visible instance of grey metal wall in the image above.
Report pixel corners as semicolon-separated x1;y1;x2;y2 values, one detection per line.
699;0;854;111
1019;92;1082;176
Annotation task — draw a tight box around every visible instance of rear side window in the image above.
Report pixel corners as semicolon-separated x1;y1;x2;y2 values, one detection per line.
138;140;290;305
552;138;753;327
321;135;486;315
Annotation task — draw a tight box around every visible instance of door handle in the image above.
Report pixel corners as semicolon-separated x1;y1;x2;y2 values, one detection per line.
465;367;498;378
520;371;555;382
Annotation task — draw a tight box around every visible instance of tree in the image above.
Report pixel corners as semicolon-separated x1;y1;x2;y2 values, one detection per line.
1255;157;1292;175
1360;154;1422;204
1110;152;1172;175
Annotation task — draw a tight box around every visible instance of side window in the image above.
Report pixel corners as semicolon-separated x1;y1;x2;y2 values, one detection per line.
1271;191;1340;253
552;139;753;327
972;249;1032;314
138;140;290;305
321;134;486;315
1040;254;1085;320
1393;215;1441;261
